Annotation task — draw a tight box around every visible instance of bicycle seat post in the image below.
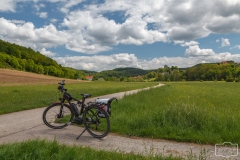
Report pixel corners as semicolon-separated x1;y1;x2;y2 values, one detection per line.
82;96;86;104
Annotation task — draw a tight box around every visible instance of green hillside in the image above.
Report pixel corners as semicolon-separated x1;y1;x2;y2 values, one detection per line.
93;67;149;79
0;39;86;79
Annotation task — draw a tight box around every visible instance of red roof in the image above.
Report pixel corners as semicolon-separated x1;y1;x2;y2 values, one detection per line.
86;76;93;79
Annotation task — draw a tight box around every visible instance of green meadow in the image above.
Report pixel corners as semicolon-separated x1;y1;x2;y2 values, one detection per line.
2;81;240;144
0;81;157;114
111;82;240;144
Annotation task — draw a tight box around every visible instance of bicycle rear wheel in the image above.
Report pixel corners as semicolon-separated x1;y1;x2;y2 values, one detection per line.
42;103;74;129
83;104;110;138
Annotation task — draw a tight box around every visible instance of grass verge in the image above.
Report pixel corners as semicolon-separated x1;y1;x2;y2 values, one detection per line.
0;139;182;160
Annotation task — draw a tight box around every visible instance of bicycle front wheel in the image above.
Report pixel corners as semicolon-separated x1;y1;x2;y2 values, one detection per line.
83;104;110;138
42;103;74;129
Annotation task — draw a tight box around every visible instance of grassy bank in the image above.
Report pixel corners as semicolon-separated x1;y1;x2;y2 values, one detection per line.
0;139;181;160
0;81;157;115
111;82;240;145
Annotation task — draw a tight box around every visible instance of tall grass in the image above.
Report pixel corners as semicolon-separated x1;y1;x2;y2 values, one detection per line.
0;139;181;160
0;81;157;114
111;82;240;145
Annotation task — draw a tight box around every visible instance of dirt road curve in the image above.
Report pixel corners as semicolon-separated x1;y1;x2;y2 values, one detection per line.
0;84;231;159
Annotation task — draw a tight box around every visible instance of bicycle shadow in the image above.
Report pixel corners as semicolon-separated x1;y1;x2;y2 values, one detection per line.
38;125;106;145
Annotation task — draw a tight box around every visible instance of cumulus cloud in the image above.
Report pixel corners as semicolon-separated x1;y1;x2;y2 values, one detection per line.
40;48;58;57
185;45;215;57
0;17;68;50
53;53;141;71
1;0;240;55
1;0;240;71
180;41;199;47
37;12;48;18
221;38;230;47
0;0;16;12
57;0;240;54
53;52;240;71
174;40;185;45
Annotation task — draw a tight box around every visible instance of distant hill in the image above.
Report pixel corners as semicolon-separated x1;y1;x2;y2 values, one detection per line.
93;67;150;79
81;69;98;75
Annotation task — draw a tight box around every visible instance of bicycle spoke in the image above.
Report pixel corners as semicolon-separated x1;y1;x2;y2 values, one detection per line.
43;103;73;129
83;105;110;138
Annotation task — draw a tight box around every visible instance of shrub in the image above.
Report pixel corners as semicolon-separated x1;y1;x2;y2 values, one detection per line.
225;78;234;82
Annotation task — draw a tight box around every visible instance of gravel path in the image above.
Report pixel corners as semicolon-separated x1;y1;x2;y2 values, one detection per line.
0;84;236;159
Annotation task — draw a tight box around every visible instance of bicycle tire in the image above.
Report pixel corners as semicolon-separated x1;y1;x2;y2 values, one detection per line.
83;104;110;138
42;103;74;129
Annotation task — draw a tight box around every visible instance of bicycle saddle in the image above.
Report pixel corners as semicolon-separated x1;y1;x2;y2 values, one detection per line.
81;93;92;98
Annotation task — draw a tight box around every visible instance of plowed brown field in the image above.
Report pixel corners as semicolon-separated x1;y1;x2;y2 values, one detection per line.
0;69;84;86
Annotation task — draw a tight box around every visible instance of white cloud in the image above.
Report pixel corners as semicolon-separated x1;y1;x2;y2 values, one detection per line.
10;19;26;24
0;0;15;12
34;3;45;11
180;41;199;47
47;0;85;13
54;53;141;71
231;45;240;49
1;0;240;70
216;39;220;43
174;40;185;45
55;0;240;54
185;45;215;57
37;12;48;18
50;18;58;23
53;52;240;71
40;48;58;57
221;38;230;47
61;9;168;53
0;0;33;12
0;17;68;50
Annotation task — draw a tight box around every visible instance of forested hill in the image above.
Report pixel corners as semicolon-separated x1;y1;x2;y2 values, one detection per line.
93;67;150;80
0;39;86;79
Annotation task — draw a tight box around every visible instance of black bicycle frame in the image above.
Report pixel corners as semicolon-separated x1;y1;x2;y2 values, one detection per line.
59;91;86;117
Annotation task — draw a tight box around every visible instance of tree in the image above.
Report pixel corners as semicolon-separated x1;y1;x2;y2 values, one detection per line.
26;59;35;72
120;76;127;82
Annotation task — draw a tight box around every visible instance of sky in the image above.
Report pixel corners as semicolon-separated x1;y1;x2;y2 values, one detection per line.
1;0;240;71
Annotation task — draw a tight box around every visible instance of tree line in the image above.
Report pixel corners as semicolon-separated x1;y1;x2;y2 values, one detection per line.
0;39;86;79
93;62;240;82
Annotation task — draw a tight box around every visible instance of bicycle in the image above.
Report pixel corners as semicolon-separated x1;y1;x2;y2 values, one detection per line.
42;80;116;139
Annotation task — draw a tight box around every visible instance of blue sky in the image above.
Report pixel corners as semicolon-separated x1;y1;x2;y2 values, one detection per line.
1;0;240;71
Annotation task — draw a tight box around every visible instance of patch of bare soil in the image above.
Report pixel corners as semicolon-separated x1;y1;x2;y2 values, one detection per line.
0;69;85;86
